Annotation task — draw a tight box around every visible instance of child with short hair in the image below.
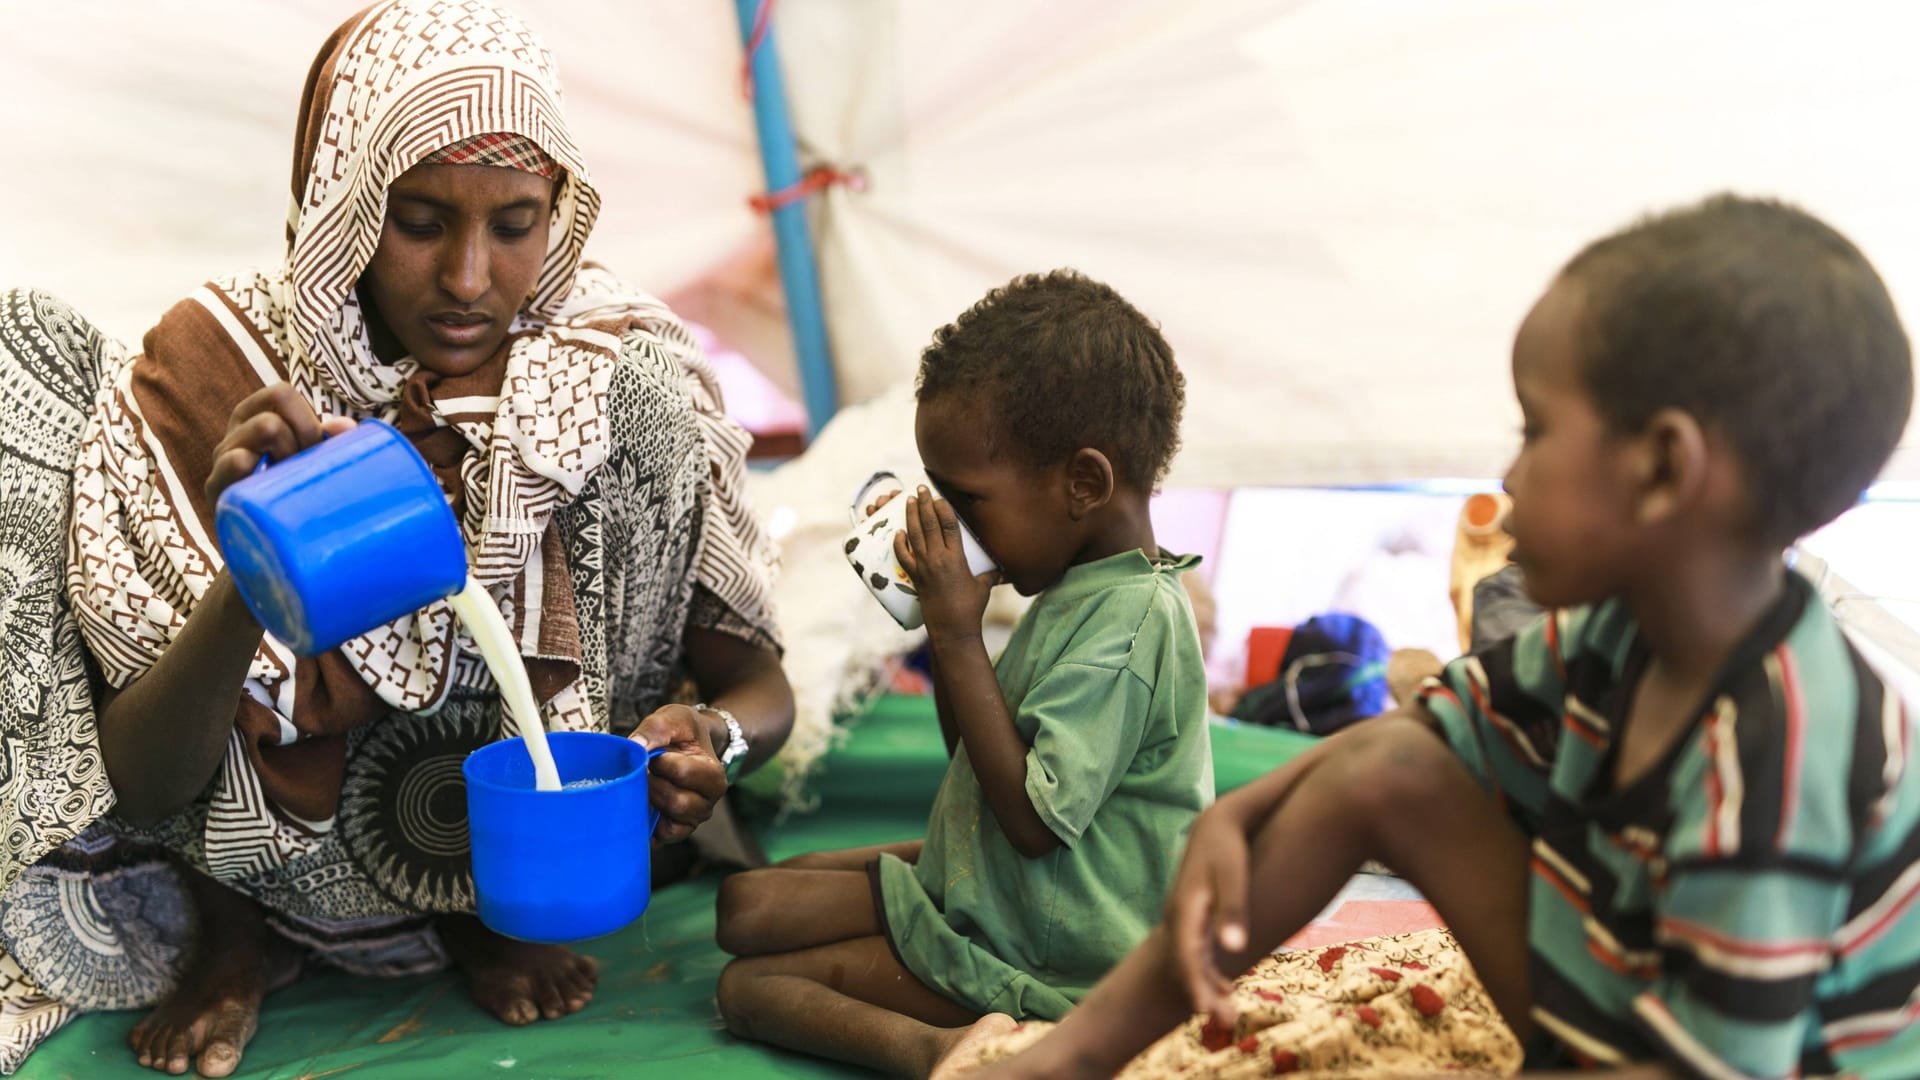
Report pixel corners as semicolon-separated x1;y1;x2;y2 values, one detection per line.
714;269;1213;1076
952;195;1920;1080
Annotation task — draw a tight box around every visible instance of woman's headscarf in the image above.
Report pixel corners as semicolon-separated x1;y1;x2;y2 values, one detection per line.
66;0;775;878
281;0;596;409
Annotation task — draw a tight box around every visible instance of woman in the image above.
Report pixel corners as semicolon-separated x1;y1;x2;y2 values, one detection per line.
0;2;792;1075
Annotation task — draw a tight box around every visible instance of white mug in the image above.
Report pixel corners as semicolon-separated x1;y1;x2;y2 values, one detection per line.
845;470;997;630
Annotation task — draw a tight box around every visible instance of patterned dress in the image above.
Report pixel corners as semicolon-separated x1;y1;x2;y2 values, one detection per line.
0;2;780;1072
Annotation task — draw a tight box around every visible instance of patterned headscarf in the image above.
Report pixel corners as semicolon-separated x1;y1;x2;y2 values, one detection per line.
280;0;596;409
419;131;561;176
66;0;776;880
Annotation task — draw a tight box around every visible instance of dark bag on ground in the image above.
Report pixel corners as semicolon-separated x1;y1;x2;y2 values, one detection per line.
1231;613;1390;735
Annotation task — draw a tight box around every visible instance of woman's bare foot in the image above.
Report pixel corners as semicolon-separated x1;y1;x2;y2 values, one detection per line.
928;1013;1020;1080
130;975;261;1079
129;872;300;1077
438;915;599;1025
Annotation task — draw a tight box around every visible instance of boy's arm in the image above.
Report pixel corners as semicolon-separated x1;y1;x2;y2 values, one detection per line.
1166;707;1446;1009
927;650;960;758
898;489;1058;858
929;632;1060;857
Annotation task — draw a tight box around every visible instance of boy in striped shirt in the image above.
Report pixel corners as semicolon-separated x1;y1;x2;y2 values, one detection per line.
955;195;1919;1079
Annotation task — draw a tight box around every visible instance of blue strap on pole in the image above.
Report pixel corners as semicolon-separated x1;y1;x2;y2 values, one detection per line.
734;0;840;439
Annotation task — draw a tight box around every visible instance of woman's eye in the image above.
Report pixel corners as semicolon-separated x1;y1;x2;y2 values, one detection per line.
493;224;534;240
393;219;438;237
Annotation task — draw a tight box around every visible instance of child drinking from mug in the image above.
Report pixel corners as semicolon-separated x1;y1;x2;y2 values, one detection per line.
950;195;1920;1080
713;270;1213;1076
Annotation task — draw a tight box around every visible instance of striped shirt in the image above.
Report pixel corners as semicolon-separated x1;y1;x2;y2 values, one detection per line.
1420;571;1920;1079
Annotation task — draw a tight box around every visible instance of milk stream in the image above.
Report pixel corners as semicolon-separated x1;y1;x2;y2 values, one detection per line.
449;578;562;792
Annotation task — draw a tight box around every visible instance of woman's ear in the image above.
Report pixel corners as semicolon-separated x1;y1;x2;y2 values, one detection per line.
1065;448;1116;520
1630;407;1708;528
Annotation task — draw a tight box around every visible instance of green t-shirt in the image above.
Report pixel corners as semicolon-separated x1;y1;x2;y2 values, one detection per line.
878;549;1213;1020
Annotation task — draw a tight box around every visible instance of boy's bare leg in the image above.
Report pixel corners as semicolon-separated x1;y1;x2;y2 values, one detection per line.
962;716;1530;1080
928;1014;1023;1080
130;869;301;1078
438;915;600;1026
718;935;981;1077
717;857;987;1076
718;847;918;956
773;839;923;871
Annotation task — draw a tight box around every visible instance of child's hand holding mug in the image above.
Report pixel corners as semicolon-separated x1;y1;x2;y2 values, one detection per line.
896;485;1001;641
844;471;997;632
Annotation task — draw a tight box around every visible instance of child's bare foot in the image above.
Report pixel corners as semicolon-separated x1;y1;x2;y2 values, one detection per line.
439;915;599;1025
128;877;299;1077
928;1013;1020;1080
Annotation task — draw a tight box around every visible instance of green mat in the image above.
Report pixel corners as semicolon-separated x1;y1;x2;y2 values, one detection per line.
27;698;1313;1079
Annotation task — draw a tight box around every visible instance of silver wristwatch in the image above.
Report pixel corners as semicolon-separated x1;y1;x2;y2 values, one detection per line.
695;703;749;782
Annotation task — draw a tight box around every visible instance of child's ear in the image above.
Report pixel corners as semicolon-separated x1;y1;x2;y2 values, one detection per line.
1064;448;1116;520
1630;407;1708;527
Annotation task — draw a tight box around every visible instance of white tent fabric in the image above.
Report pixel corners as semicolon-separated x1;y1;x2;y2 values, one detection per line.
5;1;1919;486
783;0;1920;486
6;0;1920;779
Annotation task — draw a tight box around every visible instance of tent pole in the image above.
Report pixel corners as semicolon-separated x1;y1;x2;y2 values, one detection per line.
734;0;839;439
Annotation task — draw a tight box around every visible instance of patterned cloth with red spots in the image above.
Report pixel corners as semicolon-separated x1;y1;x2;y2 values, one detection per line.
965;928;1521;1078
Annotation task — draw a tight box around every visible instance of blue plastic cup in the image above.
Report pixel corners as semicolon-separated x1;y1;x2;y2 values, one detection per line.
214;419;468;656
463;732;666;943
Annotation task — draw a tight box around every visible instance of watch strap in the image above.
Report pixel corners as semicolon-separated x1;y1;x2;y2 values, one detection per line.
695;703;748;782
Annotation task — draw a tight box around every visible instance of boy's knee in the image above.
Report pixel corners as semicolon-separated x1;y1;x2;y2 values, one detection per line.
714;871;768;956
718;949;783;1037
714;957;762;1036
1336;716;1468;816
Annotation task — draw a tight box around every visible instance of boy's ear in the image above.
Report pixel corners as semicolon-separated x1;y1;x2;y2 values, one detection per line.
1629;407;1708;528
1064;448;1116;520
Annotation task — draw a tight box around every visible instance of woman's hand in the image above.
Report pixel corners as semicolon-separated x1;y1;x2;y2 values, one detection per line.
1166;799;1259;1031
895;486;998;642
631;703;729;843
206;383;355;503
